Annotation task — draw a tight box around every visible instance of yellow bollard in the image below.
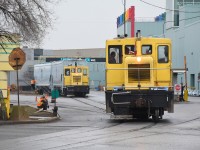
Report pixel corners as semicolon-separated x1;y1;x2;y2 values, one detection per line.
0;89;10;120
184;89;188;102
4;88;10;119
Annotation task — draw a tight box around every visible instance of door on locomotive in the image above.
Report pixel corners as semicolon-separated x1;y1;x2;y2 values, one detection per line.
63;65;90;97
105;36;174;122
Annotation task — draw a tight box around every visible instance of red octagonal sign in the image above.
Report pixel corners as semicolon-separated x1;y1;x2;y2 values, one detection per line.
175;84;181;91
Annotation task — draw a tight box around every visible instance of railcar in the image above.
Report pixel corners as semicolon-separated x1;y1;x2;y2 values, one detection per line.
105;31;174;122
34;61;90;97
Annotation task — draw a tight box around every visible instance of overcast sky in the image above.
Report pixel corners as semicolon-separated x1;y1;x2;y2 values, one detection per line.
41;0;166;50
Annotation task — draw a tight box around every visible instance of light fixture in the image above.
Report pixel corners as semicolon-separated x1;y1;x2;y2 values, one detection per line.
137;57;141;62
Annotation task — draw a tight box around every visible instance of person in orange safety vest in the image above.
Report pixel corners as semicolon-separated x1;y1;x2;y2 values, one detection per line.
31;79;36;90
37;95;49;110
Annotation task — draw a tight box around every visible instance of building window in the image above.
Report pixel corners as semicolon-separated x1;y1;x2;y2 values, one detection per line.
190;74;195;87
194;0;200;3
177;0;184;6
185;0;194;5
174;10;179;26
34;49;43;60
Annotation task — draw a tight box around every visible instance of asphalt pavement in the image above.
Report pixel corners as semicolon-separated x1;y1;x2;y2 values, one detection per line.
0;116;60;125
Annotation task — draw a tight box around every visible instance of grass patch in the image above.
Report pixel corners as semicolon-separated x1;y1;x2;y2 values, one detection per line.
10;105;54;120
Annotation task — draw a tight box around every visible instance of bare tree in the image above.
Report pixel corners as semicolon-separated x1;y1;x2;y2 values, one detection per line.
0;0;58;51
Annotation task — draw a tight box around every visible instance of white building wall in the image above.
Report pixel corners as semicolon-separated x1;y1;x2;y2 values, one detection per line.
166;5;200;90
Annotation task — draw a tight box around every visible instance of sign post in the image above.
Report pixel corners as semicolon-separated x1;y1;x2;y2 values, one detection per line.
9;48;26;119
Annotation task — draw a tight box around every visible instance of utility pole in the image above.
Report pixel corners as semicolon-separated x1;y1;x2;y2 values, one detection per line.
184;56;188;101
124;0;126;36
184;56;187;90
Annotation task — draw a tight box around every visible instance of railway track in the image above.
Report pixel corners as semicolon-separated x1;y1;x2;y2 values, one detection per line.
69;96;106;111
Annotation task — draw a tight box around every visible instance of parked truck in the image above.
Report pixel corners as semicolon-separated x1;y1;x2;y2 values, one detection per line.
34;60;90;97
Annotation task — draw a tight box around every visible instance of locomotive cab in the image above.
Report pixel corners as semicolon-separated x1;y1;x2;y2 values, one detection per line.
105;35;174;122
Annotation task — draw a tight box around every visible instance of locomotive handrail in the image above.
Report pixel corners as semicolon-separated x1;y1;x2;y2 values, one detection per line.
106;86;174;88
106;68;171;70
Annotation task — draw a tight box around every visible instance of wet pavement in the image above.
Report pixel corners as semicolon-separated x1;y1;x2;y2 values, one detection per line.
0;91;200;150
0;108;60;125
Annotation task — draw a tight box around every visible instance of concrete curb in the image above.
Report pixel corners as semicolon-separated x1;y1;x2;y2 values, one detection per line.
0;116;61;125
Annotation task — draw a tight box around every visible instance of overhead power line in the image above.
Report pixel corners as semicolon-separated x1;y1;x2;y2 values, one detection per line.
163;15;200;36
164;15;200;24
139;0;200;13
179;15;200;21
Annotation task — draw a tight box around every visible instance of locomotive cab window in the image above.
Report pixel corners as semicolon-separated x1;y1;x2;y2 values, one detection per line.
65;69;70;76
158;45;169;63
125;45;135;55
71;68;75;73
83;69;87;76
108;45;122;64
142;45;152;55
77;68;82;73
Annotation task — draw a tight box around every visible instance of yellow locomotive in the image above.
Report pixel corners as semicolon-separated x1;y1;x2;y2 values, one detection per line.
63;63;89;97
105;30;174;122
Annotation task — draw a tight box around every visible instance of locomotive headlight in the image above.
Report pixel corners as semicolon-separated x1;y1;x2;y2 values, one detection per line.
137;57;141;62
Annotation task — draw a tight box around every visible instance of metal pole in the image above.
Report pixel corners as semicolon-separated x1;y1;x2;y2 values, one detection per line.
163;21;165;37
124;0;126;36
17;68;19;106
15;58;20;120
15;58;20;107
184;56;187;90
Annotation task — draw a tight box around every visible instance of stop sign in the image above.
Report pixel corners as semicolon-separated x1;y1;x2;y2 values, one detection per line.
9;48;26;70
174;84;181;95
175;84;181;91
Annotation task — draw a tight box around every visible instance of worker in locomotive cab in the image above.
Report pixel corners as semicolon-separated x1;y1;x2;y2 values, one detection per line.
158;46;169;63
145;47;152;54
142;45;152;55
125;45;135;55
109;51;116;63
